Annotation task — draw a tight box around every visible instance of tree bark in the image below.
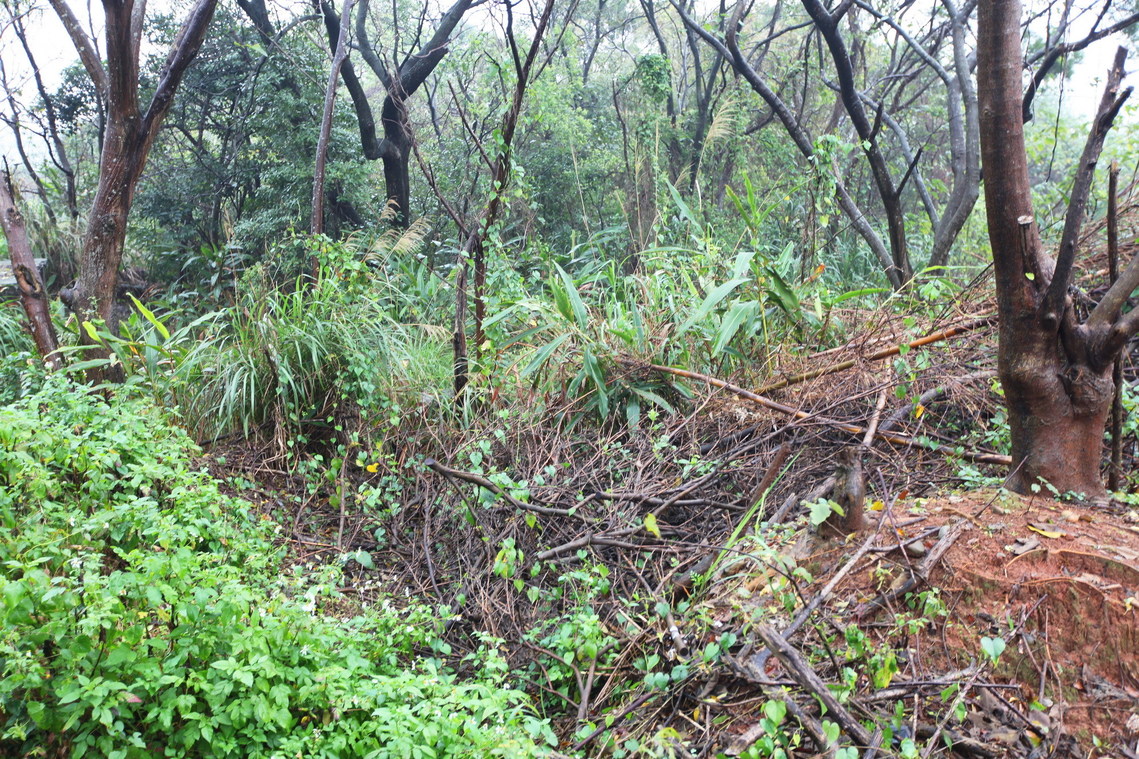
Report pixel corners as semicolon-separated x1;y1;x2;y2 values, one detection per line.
977;0;1133;500
0;172;61;369
312;0;354;235
53;0;218;383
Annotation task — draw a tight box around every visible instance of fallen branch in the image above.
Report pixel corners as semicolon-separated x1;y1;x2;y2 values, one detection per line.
855;518;969;618
756;316;994;395
878;370;996;433
649;364;1011;466
754;623;875;748
425;458;584;519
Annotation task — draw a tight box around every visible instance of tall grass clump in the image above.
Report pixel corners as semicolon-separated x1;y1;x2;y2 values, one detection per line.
0;301;34;357
178;235;450;445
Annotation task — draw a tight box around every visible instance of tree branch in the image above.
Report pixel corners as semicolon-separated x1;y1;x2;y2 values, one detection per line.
45;0;109;96
1023;11;1139;121
143;0;220;133
1042;47;1130;330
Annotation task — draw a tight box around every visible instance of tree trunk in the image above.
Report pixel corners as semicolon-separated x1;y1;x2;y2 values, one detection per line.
312;0;354;235
998;310;1113;496
51;0;218;383
977;0;1132;501
0;173;61;369
379;97;412;227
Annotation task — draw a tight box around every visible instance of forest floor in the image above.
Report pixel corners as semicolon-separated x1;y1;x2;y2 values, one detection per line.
204;265;1139;756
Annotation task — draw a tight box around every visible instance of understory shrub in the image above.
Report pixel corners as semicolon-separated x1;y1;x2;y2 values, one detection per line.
0;376;551;757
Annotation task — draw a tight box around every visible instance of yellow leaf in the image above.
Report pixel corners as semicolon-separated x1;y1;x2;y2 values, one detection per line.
693;706;701;721
366;463;380;473
914;404;925;419
1026;524;1064;539
644;513;662;539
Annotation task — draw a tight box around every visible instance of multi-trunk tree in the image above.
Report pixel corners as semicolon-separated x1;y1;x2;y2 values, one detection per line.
977;0;1135;500
48;0;218;379
321;0;477;228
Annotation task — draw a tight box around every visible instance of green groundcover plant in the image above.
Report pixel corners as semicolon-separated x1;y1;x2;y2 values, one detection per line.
0;375;552;758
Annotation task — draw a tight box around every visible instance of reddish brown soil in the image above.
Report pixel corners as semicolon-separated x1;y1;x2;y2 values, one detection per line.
829;489;1139;752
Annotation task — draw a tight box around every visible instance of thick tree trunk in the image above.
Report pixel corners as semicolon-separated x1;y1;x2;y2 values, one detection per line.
379;97;412;227
74;121;145;331
997;311;1113;497
977;0;1130;501
50;0;218;383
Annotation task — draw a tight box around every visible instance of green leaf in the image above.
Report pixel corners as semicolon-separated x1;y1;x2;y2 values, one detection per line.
828;287;889;305
128;294;170;340
764;268;800;314
711;301;757;356
762;699;786;726
666;182;701;230
730;250;755;280
81;321;102;343
520;333;572;378
554;264;589;330
980;636;1006;663
675;278;747;338
628;386;675;415
582;350;608;417
808;499;840;527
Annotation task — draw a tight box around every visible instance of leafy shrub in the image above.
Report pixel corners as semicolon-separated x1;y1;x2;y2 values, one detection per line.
0;377;550;757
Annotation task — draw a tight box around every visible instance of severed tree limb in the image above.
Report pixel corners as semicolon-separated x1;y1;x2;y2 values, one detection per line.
649;364;1011;466
755;316;994;395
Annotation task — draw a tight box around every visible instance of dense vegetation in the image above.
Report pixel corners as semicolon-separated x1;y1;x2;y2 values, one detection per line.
2;0;1139;755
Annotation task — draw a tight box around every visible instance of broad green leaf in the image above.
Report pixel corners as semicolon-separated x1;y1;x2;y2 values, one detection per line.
520;333;571;378
582;350;608;417
554;264;589;329
628;386;675;415
828;287;889;305
730;250;755;280
764;268;800;314
675;278;747;338
711;301;758;356
666;182;701;230
128;294;170;340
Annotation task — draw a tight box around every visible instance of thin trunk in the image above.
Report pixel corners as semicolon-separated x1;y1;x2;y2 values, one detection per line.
0;172;61;369
1108;163;1123;492
312;0;354;235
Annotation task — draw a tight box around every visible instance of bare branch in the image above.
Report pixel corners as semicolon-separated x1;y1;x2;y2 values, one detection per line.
1023;10;1139;120
1043;47;1130;330
45;0;109;95
143;0;219;132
